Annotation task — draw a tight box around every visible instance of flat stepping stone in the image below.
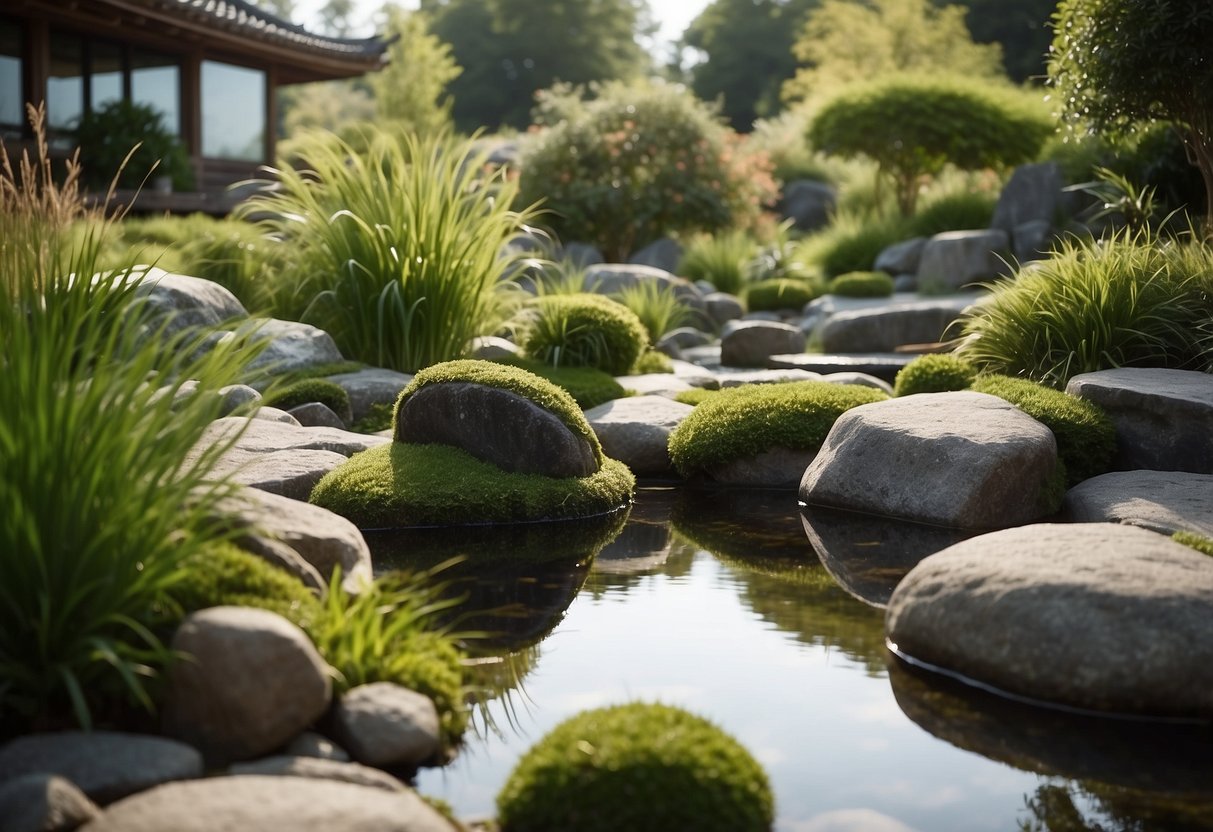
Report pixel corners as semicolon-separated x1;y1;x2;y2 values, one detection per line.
227;449;351;501
887;523;1213;717
767;353;913;383
717;368;822;387
720;320;805;368
1067;368;1213;474
615;373;697;398
1063;470;1213;537
584;395;695;478
819;299;971;353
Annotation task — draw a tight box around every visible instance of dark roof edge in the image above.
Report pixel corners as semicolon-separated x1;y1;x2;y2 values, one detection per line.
167;0;388;59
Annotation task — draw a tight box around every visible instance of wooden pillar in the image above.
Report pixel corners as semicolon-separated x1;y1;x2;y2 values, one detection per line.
25;15;48;127
181;49;201;187
264;62;276;164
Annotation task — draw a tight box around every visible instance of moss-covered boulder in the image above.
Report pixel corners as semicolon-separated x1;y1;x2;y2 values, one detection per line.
491;356;627;410
496;703;773;832
668;381;888;485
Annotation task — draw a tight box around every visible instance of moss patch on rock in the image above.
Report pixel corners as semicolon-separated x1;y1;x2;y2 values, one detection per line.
893;354;978;396
496;702;774;832
171;543;322;630
1174;531;1213;556
668;381;887;478
631;349;674;374
310;442;635;529
971;374;1116;486
492;355;627;410
263;377;353;422
522;293;650;376
673;388;721;407
743;277;822;312
828;270;894;298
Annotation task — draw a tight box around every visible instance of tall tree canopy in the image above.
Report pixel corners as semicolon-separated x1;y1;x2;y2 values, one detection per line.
959;0;1057;83
423;0;652;132
371;7;461;135
679;0;818;131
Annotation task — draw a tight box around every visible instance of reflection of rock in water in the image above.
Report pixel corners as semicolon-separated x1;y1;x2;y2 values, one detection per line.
1022;780;1213;832
888;654;1213;801
671;486;809;561
800;507;973;608
594;488;679;575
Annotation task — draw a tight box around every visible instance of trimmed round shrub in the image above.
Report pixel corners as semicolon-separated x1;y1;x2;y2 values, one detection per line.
496;702;774;832
970;374;1116;486
828;270;894;298
743;278;822;312
522;293;650;376
631;349;673;374
263;378;353;423
893;354;978;397
492;356;627;409
668;381;887;477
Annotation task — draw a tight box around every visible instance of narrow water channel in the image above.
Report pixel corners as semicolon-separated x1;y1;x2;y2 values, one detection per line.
371;488;1213;831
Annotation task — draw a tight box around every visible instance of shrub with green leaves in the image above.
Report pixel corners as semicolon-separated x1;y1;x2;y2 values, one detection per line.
809;75;1053;215
237;127;538;373
496;702;774;832
517;80;777;261
744;278;822;312
829;271;894;298
798;211;910;277
678;230;759;296
668;381;887;477
909;190;998;237
893;354;978;396
522;293;650;376
957;230;1213;387
74;99;194;192
263;378;353;424
971;374;1116;486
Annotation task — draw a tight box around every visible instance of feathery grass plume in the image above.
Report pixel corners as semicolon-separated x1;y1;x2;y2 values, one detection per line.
0;104;263;731
238;126;540;373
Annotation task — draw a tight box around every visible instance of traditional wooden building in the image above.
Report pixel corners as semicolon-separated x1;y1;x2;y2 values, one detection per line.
1;0;387;210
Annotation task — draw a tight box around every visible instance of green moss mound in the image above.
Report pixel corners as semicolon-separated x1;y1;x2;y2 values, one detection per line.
743;278;821;312
673;388;721;407
668;381;887;477
496;702;774;832
310;442;635;529
1174;531;1213;556
263;378;353;423
491;356;627;409
395;359;603;464
893;354;978;397
171;543;322;630
970;374;1116;487
828;270;894;298
522;293;650;376
631;349;674;374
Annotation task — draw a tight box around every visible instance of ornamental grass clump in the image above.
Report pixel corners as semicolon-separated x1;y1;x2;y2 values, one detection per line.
957;229;1213;387
677;230;758;296
497;702;774;832
522;293;650;376
238;127;539;373
612;279;694;345
893;354;978;396
0;106;264;731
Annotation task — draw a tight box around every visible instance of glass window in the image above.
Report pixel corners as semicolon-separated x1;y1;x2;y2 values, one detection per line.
201;60;265;161
131;50;179;135
0;18;21;129
47;32;83;130
90;41;123;112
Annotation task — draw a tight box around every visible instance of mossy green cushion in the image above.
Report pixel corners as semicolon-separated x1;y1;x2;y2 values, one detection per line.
310;443;634;529
522;293;650;376
893;354;978;396
828;270;894;298
263;377;353;421
496;703;774;832
668;381;887;478
743;278;821;312
491;356;627;409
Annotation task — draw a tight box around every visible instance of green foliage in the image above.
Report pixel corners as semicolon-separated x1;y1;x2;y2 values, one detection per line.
517;80;777;261
829;271;894;298
237;127;538;373
496;702;774;832
371;8;461;136
73;99;194;192
1072;166;1160;235
631;350;673;375
909;190;998;237
612;280;695;344
309;443;635;528
957;230;1213;387
784;0;1005;104
262;378;352;423
744;278;822;312
677;231;757;296
893;354;978;396
959;0;1058;82
0;109;262;730
797;211;910;277
1174;531;1213;557
673;388;721;407
427;0;650;131
747;108;839;183
1049;0;1213;229
491;356;627;409
809;76;1053;215
668;381;887;477
521;293;650;376
970;374;1116;486
171;543;322;631
351;402;394;434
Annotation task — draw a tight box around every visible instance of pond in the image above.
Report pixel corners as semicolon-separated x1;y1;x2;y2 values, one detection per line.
372;488;1213;832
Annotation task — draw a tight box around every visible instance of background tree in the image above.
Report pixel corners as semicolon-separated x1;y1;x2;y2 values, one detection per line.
958;0;1057;83
424;0;651;131
783;0;1004;103
371;6;461;135
252;0;296;20
679;0;818;131
318;0;357;37
1049;0;1213;233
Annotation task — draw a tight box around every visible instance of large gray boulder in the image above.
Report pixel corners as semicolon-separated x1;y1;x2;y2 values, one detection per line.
287;402;346;429
132;268;248;335
584;395;695;478
224;449;352;501
1063;470;1213;537
874;237;927;276
324;368;414;425
800;392;1060;529
329;683;442;769
991;161;1063;237
819;300;969;353
395;383;597;477
162;607;332;765
704;292;745;327
886;523;1213;717
628;237;683;273
79;776;456;832
246;319;345;376
0;774;99;832
1066;368;1213;474
229;756;405;793
720;320;805;367
780;179;837;232
583;263;705;310
916;229;1010;291
0;732;202;805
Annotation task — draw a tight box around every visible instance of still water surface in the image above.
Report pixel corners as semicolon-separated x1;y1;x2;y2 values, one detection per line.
371;488;1213;831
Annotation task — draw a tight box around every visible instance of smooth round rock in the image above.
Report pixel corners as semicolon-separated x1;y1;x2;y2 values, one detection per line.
330;683;442;769
0;773;99;831
1063;470;1213;537
584;395;695;478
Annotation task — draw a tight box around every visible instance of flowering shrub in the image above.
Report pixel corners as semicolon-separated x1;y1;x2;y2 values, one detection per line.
519;81;777;262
